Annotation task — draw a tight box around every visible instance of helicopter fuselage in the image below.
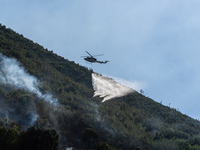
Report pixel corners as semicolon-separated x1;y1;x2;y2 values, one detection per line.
84;57;97;62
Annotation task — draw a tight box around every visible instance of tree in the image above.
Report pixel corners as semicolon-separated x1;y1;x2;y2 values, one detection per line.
19;127;59;150
82;128;99;149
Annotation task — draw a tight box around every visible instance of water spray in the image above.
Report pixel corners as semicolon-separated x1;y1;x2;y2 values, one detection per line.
92;73;135;102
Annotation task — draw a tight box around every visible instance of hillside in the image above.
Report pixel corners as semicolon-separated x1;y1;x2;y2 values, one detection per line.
1;24;200;150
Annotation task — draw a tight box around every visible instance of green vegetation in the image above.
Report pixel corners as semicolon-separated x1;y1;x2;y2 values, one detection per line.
0;23;200;149
0;125;59;150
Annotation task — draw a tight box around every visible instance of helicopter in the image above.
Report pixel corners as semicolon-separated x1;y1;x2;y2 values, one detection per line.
82;51;109;64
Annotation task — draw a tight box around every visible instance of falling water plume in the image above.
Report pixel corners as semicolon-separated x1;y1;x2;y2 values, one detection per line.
92;73;136;102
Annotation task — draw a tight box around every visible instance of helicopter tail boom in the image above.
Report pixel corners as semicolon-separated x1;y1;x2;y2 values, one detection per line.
97;60;109;64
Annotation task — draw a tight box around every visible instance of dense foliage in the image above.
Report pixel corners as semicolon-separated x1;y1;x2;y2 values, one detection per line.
1;23;200;149
0;122;59;150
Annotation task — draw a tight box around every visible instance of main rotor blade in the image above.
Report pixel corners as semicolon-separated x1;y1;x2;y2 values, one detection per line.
85;51;104;57
93;54;104;57
86;51;93;57
81;56;88;57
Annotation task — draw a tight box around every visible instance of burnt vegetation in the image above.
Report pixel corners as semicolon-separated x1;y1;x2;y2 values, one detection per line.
0;24;200;149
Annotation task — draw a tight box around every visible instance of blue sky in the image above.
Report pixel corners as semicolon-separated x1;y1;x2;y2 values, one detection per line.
1;0;200;119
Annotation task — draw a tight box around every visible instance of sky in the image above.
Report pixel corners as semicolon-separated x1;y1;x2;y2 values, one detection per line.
1;0;200;119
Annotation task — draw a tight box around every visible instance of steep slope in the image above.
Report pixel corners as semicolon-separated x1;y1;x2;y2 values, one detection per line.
1;24;200;150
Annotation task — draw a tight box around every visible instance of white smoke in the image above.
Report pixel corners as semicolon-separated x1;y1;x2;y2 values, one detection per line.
0;53;59;129
92;73;138;102
65;147;72;150
27;111;39;126
0;53;58;106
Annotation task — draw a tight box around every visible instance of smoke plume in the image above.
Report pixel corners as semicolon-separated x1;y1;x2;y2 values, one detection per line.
92;73;136;102
0;53;58;128
0;53;58;105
